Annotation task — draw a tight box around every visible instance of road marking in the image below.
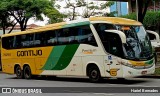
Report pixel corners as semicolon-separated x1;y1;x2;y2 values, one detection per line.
94;93;114;96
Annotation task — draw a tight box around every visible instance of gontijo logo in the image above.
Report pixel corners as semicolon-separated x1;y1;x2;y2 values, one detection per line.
17;50;42;57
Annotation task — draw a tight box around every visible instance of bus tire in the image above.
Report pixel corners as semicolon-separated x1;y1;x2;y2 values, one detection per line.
24;65;32;79
88;66;101;83
15;65;23;79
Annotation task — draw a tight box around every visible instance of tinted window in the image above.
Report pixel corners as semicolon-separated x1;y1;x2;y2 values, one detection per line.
2;36;14;49
45;30;57;46
57;28;70;45
2;25;98;49
20;34;34;47
93;23;123;57
35;32;45;46
75;25;97;46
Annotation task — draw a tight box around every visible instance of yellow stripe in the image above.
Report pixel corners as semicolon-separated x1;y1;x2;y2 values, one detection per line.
89;17;142;26
128;60;145;66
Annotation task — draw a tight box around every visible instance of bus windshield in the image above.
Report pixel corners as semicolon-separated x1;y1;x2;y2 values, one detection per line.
93;23;153;60
117;25;153;60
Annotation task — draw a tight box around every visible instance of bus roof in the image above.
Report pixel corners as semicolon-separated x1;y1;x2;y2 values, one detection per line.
2;17;142;37
90;17;142;26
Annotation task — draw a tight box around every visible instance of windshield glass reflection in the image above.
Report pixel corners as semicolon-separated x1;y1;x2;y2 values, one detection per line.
93;23;153;60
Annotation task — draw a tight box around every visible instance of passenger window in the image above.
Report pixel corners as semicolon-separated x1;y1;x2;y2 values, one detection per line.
35;32;45;46
20;34;34;47
77;26;97;46
2;36;15;49
57;28;70;45
46;30;57;46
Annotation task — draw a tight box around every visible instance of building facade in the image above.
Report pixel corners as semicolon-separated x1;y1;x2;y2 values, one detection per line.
0;24;40;35
110;1;128;16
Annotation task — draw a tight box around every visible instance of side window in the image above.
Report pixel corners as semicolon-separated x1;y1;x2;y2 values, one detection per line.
20;34;34;47
77;25;97;46
35;32;45;46
2;36;15;49
14;35;21;48
94;23;123;57
57;28;70;45
68;28;79;44
94;23;115;41
107;33;122;57
45;30;57;46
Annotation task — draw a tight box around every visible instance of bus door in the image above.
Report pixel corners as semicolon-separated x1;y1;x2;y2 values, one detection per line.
103;33;123;77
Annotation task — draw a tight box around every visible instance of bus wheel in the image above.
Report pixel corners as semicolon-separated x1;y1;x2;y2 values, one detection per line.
15;66;23;79
88;66;101;83
24;66;32;79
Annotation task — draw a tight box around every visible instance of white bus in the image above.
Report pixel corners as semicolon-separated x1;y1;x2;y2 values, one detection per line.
1;17;155;82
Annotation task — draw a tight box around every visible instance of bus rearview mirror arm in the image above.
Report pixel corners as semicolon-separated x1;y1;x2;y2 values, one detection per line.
146;30;160;43
105;30;127;44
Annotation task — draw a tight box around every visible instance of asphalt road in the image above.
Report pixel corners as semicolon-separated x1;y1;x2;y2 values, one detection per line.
0;73;160;96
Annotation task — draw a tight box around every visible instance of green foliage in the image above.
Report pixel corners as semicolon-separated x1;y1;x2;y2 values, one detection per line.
121;13;136;20
143;11;160;27
63;0;86;20
44;8;64;23
121;11;160;27
154;68;160;75
0;2;17;34
62;0;115;20
82;1;115;18
0;0;63;31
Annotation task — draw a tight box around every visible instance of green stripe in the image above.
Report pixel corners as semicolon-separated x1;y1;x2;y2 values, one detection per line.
145;59;154;65
52;44;79;70
41;46;66;70
41;44;79;70
62;21;90;28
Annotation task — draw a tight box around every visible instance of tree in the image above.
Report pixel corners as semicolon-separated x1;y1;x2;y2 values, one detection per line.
130;0;158;23
0;11;17;34
82;1;115;18
0;1;17;34
0;0;63;31
43;0;65;24
62;0;115;20
137;0;151;23
63;0;86;20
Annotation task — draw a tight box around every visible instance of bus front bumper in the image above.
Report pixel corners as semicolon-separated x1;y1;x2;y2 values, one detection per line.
122;64;155;78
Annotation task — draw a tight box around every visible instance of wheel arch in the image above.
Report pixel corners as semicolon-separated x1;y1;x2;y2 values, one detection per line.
86;62;104;77
14;64;21;74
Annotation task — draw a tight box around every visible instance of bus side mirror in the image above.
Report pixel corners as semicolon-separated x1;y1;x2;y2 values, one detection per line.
146;30;160;43
105;30;127;44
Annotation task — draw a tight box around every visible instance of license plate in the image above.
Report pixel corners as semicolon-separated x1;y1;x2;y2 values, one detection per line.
141;71;147;75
